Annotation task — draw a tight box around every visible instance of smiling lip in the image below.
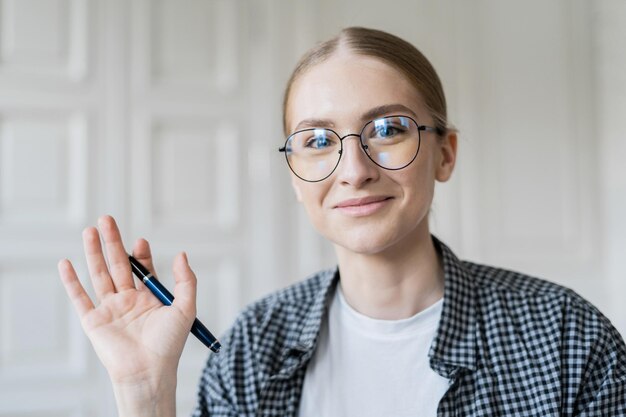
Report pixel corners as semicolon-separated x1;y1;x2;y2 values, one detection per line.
334;196;393;216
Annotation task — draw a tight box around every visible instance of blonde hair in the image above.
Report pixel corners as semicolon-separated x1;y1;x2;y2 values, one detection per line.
282;27;449;136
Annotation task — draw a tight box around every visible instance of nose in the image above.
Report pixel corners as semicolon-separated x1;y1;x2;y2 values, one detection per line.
335;134;380;187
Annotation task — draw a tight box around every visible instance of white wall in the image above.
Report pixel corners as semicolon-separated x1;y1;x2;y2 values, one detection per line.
595;0;626;338
0;1;623;415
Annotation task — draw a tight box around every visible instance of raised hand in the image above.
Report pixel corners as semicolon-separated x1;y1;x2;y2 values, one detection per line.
58;215;197;398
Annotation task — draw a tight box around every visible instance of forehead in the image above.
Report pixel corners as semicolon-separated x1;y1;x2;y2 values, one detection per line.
286;53;429;132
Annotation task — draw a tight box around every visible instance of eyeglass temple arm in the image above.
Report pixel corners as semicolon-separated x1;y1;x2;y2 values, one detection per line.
419;125;446;136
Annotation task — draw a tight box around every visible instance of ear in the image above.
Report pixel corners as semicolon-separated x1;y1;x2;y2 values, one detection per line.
435;131;458;182
291;174;303;202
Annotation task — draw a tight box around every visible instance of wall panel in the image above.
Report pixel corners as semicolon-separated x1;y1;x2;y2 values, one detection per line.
0;112;88;226
0;0;89;81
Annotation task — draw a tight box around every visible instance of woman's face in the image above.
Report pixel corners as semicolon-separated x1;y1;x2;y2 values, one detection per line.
286;52;457;256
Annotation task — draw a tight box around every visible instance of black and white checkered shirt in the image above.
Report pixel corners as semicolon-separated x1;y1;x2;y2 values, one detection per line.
193;237;626;416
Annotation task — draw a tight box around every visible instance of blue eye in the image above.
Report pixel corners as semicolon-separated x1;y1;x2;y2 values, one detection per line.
376;125;398;137
374;123;403;139
304;131;334;149
369;117;410;140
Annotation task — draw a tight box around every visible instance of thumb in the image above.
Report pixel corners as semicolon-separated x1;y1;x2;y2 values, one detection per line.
172;252;197;318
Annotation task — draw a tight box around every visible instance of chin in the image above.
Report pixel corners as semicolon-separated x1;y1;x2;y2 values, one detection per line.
323;214;430;257
330;229;400;256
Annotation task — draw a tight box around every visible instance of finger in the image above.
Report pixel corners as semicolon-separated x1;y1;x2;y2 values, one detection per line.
132;238;156;272
98;215;134;292
131;238;156;292
172;252;197;317
83;226;115;300
58;259;95;317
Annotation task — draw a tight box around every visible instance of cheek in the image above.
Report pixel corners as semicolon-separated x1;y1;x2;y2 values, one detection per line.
401;147;437;186
393;155;437;208
297;183;329;216
400;175;434;207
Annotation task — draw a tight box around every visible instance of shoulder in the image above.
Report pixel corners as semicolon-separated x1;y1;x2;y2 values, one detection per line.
238;267;336;329
463;260;617;333
219;267;336;361
253;267;336;309
464;260;595;313
195;268;337;413
462;260;625;371
463;259;576;299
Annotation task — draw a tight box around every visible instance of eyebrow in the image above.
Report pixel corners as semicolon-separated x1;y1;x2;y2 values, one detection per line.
294;118;335;131
361;104;417;121
292;103;418;132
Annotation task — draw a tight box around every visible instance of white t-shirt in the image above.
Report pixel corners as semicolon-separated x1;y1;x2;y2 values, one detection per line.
298;284;450;417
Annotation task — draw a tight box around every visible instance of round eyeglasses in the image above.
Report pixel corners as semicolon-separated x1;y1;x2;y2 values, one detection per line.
278;115;441;182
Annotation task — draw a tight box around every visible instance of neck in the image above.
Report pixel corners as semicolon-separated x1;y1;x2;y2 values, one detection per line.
334;225;444;320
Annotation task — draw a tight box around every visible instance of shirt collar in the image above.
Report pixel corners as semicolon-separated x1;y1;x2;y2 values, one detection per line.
294;268;338;350
429;235;478;375
281;235;478;376
275;269;337;377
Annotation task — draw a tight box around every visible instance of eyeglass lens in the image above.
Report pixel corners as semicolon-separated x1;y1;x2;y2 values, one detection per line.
284;116;421;182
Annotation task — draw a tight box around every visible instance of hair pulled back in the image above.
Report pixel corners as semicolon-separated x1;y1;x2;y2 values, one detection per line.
282;27;449;136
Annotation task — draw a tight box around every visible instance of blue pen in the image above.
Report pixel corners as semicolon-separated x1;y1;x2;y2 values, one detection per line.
128;255;221;353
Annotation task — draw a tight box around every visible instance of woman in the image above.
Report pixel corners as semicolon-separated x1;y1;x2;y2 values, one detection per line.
58;27;625;416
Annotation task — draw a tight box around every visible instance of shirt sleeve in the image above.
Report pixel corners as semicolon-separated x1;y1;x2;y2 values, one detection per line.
191;318;241;417
191;309;263;417
563;296;626;416
192;351;238;417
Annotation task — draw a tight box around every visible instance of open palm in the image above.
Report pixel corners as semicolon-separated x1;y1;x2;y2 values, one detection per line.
58;215;197;385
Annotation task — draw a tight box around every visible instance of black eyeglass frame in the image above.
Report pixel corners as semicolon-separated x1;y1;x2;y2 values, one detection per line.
278;114;443;183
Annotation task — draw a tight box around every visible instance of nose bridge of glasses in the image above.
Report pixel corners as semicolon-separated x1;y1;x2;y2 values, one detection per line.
337;132;375;171
338;132;362;143
337;132;367;155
